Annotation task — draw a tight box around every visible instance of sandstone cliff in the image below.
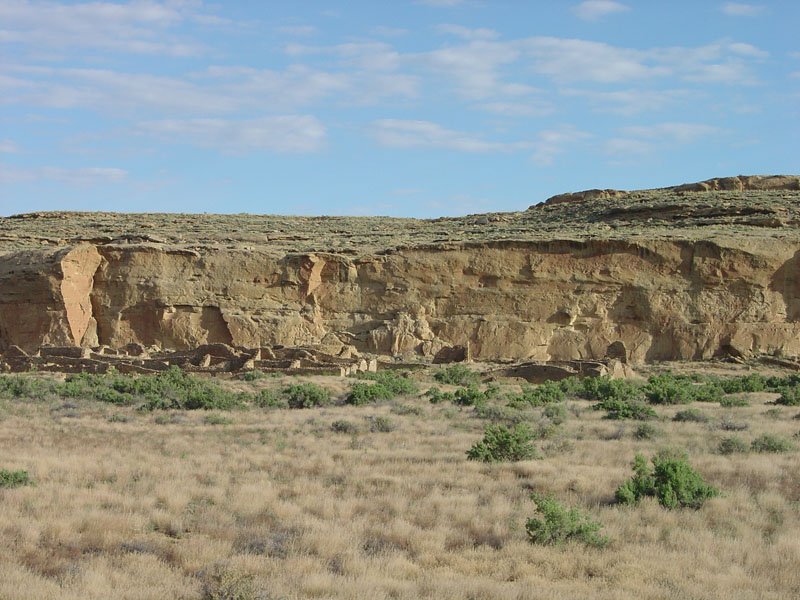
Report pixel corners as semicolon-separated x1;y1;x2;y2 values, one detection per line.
2;175;800;365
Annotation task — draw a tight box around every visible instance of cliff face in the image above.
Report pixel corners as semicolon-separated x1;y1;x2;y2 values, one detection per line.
2;236;800;364
2;176;800;364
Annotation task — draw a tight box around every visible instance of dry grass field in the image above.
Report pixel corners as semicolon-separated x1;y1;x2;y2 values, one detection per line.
1;368;799;599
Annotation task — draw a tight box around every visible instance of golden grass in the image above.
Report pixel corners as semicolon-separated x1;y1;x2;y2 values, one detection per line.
1;376;799;599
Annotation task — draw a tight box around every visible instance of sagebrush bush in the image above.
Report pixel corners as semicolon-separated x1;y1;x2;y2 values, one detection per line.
633;423;660;440
543;402;568;423
252;388;286;409
282;383;330;409
719;394;750;407
615;452;719;509
0;375;59;401
433;364;479;386
751;433;794;453
466;423;539;462
525;493;608;548
368;416;396;433
718;435;749;455
0;468;34;489
472;402;528;424
331;419;359;434
673;408;709;423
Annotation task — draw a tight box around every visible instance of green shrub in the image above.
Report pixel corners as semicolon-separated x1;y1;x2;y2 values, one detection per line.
433;364;479;386
0;468;34;489
61;367;246;411
331;420;359;434
718;373;767;394
507;381;565;408
466;423;539;462
643;374;723;405
751;433;794;453
633;423;660;440
453;384;495;407
594;396;657;420
774;387;800;406
719;395;750;407
426;387;454;404
0;375;59;401
558;376;582;395
579;376;640;403
347;371;418;405
241;369;268;382
673;408;709;423
282;383;330;409
615;452;719;509
525;493;608;548
718;436;749;455
347;382;393;405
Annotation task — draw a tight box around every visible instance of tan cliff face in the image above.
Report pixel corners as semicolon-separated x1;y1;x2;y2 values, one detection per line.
2;175;800;364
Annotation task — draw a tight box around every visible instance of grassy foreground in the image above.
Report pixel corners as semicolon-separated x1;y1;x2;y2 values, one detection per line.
0;368;799;599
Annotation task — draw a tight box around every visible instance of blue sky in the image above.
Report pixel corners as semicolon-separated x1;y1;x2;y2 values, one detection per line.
1;1;798;217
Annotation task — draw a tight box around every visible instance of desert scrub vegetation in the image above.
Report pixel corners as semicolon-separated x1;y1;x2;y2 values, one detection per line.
506;380;565;407
615;451;720;509
281;382;330;408
346;370;418;405
0;468;33;489
466;423;540;462
525;493;608;548
750;433;794;453
432;363;479;386
426;383;499;406
2;367;800;599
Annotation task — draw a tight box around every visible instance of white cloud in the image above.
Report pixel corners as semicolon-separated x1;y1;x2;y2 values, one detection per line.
435;24;499;40
369;119;530;153
0;163;128;185
620;122;719;143
572;1;630;21
135;116;326;153
728;42;769;58
522;37;658;83
0;0;219;56
0;140;22;153
561;88;692;115
472;101;553;117
721;3;765;16
529;125;591;166
418;40;533;98
277;25;318;36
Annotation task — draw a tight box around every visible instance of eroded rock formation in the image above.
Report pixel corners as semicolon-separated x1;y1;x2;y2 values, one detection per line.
2;176;800;365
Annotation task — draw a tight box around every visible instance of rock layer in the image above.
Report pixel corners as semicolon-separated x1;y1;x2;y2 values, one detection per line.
2;176;800;365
